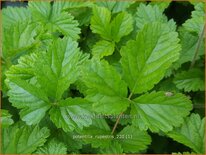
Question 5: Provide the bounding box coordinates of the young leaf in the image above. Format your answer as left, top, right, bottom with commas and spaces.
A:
35, 139, 67, 154
92, 40, 115, 59
90, 6, 112, 40
7, 79, 50, 125
174, 68, 205, 92
120, 22, 181, 94
2, 123, 50, 154
167, 114, 205, 154
49, 97, 93, 132
111, 11, 133, 42
91, 6, 133, 42
34, 37, 83, 101
0, 109, 14, 128
29, 2, 80, 40
81, 59, 129, 115
117, 125, 151, 153
131, 91, 192, 132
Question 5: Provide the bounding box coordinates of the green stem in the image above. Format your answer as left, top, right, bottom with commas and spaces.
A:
111, 92, 133, 134
190, 24, 205, 69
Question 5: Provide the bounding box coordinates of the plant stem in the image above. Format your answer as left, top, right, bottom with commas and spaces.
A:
111, 92, 133, 134
190, 24, 205, 69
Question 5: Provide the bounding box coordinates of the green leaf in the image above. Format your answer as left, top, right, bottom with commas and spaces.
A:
49, 97, 93, 132
56, 130, 83, 152
131, 91, 192, 132
92, 40, 115, 59
81, 59, 129, 115
174, 28, 204, 68
34, 37, 82, 101
6, 52, 38, 80
91, 6, 133, 42
150, 1, 171, 12
7, 78, 50, 125
2, 7, 31, 28
96, 1, 134, 13
80, 118, 112, 148
60, 1, 93, 9
2, 123, 50, 154
35, 139, 67, 154
0, 109, 14, 128
90, 6, 112, 40
3, 22, 40, 60
120, 22, 181, 94
117, 125, 151, 153
183, 2, 205, 34
174, 68, 205, 92
135, 4, 167, 29
99, 141, 123, 154
167, 114, 205, 154
29, 2, 80, 40
111, 12, 133, 42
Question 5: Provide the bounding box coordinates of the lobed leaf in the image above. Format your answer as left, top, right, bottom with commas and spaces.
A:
81, 59, 129, 115
29, 2, 80, 40
90, 6, 112, 40
120, 22, 181, 94
111, 11, 133, 42
34, 37, 82, 101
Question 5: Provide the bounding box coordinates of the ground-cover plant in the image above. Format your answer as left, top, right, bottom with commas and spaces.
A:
1, 1, 205, 154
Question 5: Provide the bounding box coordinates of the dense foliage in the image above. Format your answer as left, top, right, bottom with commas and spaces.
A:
1, 1, 205, 154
